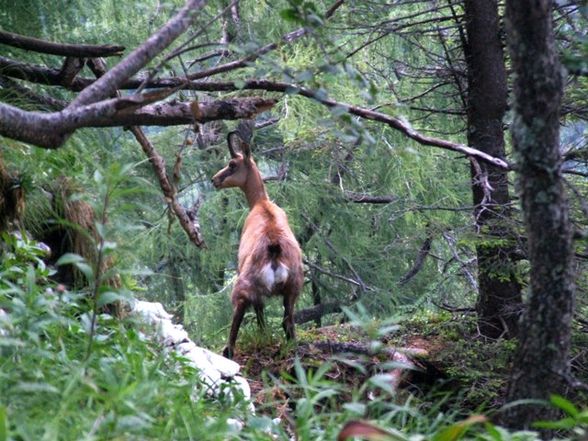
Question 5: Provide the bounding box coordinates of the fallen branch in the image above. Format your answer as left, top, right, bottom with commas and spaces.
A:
295, 302, 342, 324
0, 75, 67, 110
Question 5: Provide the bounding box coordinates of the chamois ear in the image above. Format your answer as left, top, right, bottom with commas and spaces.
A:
227, 132, 240, 158
240, 139, 252, 160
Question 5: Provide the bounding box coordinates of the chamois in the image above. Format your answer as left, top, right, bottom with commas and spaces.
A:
211, 132, 303, 359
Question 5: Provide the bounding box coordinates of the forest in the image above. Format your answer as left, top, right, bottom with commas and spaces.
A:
0, 0, 587, 439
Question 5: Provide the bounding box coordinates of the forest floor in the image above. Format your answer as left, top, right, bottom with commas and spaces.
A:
228, 313, 522, 418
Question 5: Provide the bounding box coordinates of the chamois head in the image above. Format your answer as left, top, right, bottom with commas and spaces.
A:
211, 132, 256, 190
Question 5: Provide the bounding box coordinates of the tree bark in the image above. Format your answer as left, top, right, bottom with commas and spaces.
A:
503, 0, 575, 429
463, 0, 522, 339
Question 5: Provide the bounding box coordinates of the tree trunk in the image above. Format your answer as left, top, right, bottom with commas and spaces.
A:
463, 0, 522, 339
503, 0, 575, 429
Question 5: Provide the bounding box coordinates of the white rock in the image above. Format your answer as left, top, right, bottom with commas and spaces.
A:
128, 300, 253, 412
0, 308, 8, 336
181, 349, 223, 392
158, 320, 189, 346
176, 341, 197, 355
131, 300, 173, 323
230, 375, 251, 401
202, 347, 241, 377
226, 418, 244, 432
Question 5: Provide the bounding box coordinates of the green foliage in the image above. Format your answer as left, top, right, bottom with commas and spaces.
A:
0, 234, 253, 440
532, 395, 588, 437
0, 226, 581, 441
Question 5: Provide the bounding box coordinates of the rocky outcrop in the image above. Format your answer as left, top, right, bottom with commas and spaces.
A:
129, 300, 253, 409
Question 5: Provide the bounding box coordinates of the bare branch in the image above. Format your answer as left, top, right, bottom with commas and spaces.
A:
343, 191, 397, 204
58, 57, 86, 87
129, 126, 206, 248
0, 29, 125, 57
304, 259, 363, 288
83, 97, 277, 127
0, 75, 67, 110
0, 96, 275, 148
0, 56, 90, 91
175, 79, 510, 169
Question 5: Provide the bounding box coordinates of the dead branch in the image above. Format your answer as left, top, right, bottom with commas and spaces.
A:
0, 30, 125, 57
398, 234, 433, 286
294, 302, 342, 324
86, 97, 277, 127
129, 126, 205, 248
130, 78, 509, 169
0, 55, 91, 91
0, 75, 67, 110
343, 191, 397, 204
304, 259, 364, 289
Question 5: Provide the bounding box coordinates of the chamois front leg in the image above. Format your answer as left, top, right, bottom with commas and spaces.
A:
223, 294, 249, 359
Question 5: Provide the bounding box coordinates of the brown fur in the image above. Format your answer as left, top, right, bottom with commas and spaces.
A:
212, 133, 303, 359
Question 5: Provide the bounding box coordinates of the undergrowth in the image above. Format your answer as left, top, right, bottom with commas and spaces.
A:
2, 235, 588, 440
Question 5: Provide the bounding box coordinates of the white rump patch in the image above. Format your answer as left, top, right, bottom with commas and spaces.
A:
260, 262, 289, 291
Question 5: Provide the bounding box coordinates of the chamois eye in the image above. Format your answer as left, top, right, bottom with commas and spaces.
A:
229, 162, 237, 170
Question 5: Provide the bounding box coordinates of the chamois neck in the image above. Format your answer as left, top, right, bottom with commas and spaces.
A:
243, 167, 268, 208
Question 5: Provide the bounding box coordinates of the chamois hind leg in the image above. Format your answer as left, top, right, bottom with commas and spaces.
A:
282, 291, 297, 341
223, 295, 249, 359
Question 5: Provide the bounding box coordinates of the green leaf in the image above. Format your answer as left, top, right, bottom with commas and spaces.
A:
550, 394, 579, 417
97, 291, 122, 308
280, 8, 300, 22
0, 405, 7, 441
432, 415, 487, 441
577, 410, 588, 423
56, 253, 85, 266
74, 262, 94, 281
483, 423, 503, 441
342, 402, 366, 416
13, 382, 60, 394
533, 417, 577, 430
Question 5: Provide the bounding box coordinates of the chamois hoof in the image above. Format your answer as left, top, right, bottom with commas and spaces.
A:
223, 346, 234, 359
